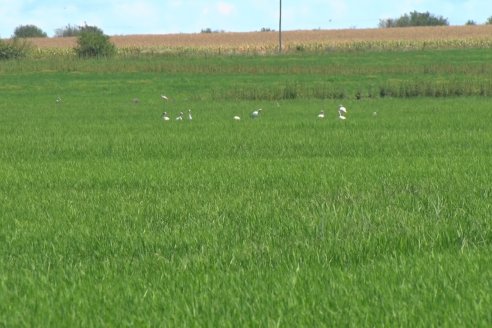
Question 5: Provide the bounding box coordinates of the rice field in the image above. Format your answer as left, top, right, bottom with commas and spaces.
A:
1, 39, 492, 326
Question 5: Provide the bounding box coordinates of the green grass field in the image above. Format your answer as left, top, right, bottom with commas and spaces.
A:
1, 49, 492, 326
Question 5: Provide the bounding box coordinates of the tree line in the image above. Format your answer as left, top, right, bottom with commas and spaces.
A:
10, 23, 103, 38
6, 12, 492, 39
379, 11, 492, 28
1, 24, 115, 60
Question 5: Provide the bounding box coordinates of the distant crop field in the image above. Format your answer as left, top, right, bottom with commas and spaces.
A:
24, 25, 492, 54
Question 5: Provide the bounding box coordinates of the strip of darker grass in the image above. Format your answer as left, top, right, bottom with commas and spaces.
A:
2, 48, 492, 100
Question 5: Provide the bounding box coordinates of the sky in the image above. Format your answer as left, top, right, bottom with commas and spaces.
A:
1, 0, 491, 37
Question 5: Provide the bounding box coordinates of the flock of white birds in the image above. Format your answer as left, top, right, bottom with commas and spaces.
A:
55, 95, 353, 121
159, 95, 351, 122
161, 109, 192, 121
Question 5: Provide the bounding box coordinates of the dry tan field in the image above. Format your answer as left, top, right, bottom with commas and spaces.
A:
26, 25, 492, 47
20, 25, 492, 54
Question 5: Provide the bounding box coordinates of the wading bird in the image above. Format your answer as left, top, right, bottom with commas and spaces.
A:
317, 110, 325, 119
338, 105, 347, 115
161, 95, 168, 100
338, 105, 347, 120
233, 115, 241, 121
251, 108, 262, 118
188, 109, 192, 120
161, 112, 170, 121
176, 112, 184, 121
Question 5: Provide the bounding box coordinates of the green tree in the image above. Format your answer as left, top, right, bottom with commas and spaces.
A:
74, 24, 116, 58
465, 20, 476, 26
486, 16, 492, 24
379, 11, 449, 28
13, 24, 47, 38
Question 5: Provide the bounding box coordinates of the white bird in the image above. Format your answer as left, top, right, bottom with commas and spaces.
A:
56, 96, 62, 104
132, 97, 140, 104
161, 112, 170, 121
338, 105, 347, 115
317, 110, 325, 119
338, 105, 347, 120
233, 115, 241, 121
251, 108, 262, 118
161, 95, 168, 100
373, 112, 377, 116
176, 112, 184, 121
188, 109, 192, 120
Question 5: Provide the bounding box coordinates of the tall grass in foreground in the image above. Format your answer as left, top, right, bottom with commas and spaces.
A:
1, 51, 491, 326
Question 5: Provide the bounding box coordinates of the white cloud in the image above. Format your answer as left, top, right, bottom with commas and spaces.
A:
217, 2, 235, 16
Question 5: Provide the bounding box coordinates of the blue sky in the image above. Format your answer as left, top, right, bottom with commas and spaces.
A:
1, 0, 491, 37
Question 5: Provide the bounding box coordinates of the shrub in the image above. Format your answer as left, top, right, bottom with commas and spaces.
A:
74, 25, 116, 58
0, 38, 32, 60
200, 28, 225, 33
379, 11, 449, 28
54, 24, 82, 37
13, 25, 47, 38
79, 25, 105, 35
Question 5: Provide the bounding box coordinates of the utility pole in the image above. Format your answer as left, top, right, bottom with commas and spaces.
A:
279, 0, 282, 53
